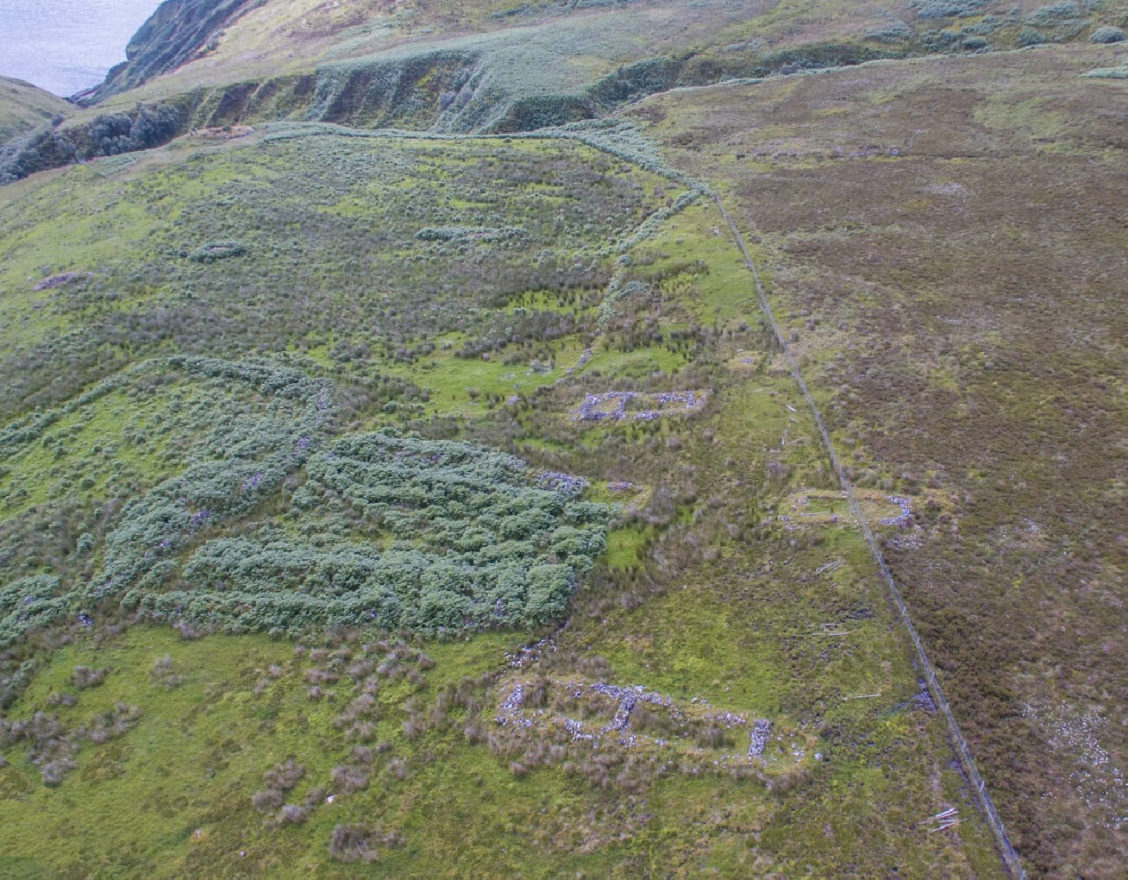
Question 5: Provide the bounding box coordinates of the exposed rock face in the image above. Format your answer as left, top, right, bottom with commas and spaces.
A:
79, 0, 261, 105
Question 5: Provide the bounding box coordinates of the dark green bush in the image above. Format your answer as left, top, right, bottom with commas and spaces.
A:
910, 0, 988, 19
1090, 25, 1127, 43
188, 241, 247, 262
0, 103, 180, 183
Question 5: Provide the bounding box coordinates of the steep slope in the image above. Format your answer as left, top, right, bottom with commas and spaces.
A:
81, 0, 263, 104
7, 0, 1126, 182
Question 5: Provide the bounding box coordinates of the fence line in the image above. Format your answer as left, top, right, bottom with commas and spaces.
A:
713, 194, 1027, 879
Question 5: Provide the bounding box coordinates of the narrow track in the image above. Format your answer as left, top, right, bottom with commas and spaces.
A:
712, 193, 1027, 880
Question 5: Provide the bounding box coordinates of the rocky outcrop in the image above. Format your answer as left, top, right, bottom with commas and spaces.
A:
78, 0, 262, 105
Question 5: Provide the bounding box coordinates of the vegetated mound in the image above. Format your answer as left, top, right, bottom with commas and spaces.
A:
0, 77, 72, 145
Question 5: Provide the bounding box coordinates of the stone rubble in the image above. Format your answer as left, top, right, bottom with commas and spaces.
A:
572, 390, 707, 423
748, 719, 771, 758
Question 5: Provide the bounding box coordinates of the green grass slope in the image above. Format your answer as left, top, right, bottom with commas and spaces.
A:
625, 42, 1128, 877
0, 77, 71, 144
0, 124, 1003, 876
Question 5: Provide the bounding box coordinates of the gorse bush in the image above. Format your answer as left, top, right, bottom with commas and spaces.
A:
909, 0, 988, 19
95, 357, 331, 605
0, 352, 607, 643
413, 226, 524, 243
188, 240, 247, 262
0, 355, 330, 646
156, 432, 609, 633
1090, 25, 1126, 42
328, 823, 404, 863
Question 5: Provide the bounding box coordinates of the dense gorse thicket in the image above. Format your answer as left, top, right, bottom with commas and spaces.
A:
144, 431, 608, 633
0, 356, 607, 644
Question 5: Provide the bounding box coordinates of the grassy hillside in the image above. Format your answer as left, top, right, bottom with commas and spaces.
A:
9, 0, 1127, 181
626, 42, 1128, 877
0, 122, 1004, 876
92, 0, 1128, 107
3, 0, 1127, 876
0, 77, 72, 144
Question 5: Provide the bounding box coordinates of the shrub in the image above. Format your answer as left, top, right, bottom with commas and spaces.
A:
188, 241, 246, 263
1026, 1, 1081, 26
70, 666, 106, 690
277, 804, 308, 824
865, 20, 914, 42
251, 788, 283, 812
0, 103, 180, 182
413, 226, 523, 243
81, 702, 141, 744
327, 823, 403, 863
41, 757, 76, 786
348, 746, 372, 765
910, 0, 987, 19
386, 757, 408, 780
149, 655, 183, 690
173, 620, 201, 640
303, 785, 328, 808
329, 763, 369, 793
1090, 26, 1126, 43
161, 431, 608, 635
263, 758, 305, 792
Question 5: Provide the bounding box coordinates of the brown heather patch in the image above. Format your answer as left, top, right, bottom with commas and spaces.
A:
630, 44, 1128, 877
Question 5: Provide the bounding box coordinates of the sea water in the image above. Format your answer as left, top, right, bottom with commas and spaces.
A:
0, 0, 163, 97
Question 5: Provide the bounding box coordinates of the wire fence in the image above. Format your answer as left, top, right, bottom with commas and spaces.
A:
713, 194, 1027, 879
